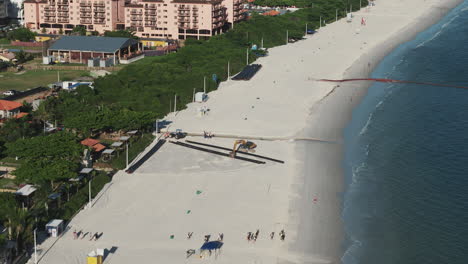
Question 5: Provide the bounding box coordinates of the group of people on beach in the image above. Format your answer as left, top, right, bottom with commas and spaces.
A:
72, 230, 102, 241
186, 232, 224, 242
247, 229, 285, 242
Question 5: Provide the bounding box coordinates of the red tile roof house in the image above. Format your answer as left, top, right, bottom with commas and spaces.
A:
80, 138, 106, 152
0, 100, 23, 119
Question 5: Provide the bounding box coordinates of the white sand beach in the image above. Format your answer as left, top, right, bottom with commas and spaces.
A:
34, 0, 463, 263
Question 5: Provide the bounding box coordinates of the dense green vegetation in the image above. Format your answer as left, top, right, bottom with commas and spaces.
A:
253, 0, 313, 7
6, 28, 36, 42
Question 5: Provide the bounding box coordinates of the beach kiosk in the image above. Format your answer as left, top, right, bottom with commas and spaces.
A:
46, 219, 64, 238
87, 249, 104, 264
195, 92, 207, 103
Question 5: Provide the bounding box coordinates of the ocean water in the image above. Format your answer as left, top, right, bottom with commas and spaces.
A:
342, 2, 468, 264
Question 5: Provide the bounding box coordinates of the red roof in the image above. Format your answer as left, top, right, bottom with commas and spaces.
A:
0, 100, 22, 111
80, 138, 106, 152
81, 138, 100, 147
261, 10, 280, 16
15, 112, 29, 119
93, 143, 106, 152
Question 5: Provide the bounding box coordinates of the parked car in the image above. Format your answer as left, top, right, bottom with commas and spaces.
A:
307, 29, 317, 35
2, 90, 17, 96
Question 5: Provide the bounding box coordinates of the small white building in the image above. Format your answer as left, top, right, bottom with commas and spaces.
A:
195, 92, 208, 103
46, 219, 64, 238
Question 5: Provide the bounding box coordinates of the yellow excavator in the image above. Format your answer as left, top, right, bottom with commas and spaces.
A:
229, 140, 257, 158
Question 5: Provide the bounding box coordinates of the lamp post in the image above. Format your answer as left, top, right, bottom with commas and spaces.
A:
34, 228, 37, 264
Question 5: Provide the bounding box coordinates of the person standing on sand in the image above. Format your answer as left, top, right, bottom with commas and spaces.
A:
187, 232, 193, 239
247, 232, 252, 241
218, 233, 224, 241
270, 232, 275, 240
255, 229, 260, 240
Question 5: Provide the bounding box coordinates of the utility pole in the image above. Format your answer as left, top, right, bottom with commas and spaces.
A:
174, 94, 177, 112
286, 30, 288, 44
57, 71, 60, 83
360, 0, 362, 9
126, 143, 129, 168
305, 23, 308, 35
261, 37, 264, 49
336, 9, 338, 21
192, 88, 196, 102
320, 16, 322, 28
203, 76, 206, 93
227, 61, 230, 80
34, 228, 37, 264
246, 48, 249, 65
169, 99, 171, 113
88, 179, 92, 207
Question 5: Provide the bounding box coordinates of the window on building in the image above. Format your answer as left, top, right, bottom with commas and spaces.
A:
164, 22, 167, 24
163, 4, 167, 6
163, 16, 167, 18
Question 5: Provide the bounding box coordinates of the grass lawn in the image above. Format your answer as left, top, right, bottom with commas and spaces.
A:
0, 38, 9, 45
0, 69, 89, 91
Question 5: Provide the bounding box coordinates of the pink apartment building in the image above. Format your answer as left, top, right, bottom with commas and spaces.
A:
23, 0, 244, 40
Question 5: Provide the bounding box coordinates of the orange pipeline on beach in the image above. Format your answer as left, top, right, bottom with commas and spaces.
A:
318, 78, 468, 90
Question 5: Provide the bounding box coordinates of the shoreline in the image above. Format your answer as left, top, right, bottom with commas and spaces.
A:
293, 0, 465, 263
32, 1, 465, 263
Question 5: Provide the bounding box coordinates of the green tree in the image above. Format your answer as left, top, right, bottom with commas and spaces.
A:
71, 26, 87, 36
15, 50, 34, 63
7, 28, 36, 42
6, 132, 83, 188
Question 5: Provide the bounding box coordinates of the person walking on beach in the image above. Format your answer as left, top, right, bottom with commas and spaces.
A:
73, 230, 77, 240
280, 230, 286, 241
218, 233, 224, 241
247, 232, 252, 241
255, 229, 260, 240
187, 232, 193, 239
204, 234, 210, 242
270, 232, 275, 240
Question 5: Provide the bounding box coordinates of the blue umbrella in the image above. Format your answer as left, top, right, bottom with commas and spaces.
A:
200, 241, 223, 251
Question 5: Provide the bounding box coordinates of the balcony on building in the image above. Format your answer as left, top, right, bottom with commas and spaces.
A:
145, 4, 156, 10
57, 6, 68, 11
178, 17, 189, 23
94, 2, 105, 7
45, 12, 56, 17
94, 18, 105, 24
130, 10, 143, 15
94, 7, 105, 12
178, 11, 190, 17
57, 0, 68, 6
131, 16, 143, 21
44, 6, 56, 11
45, 18, 56, 23
178, 5, 189, 11
58, 18, 69, 23
80, 12, 92, 18
80, 7, 92, 12
145, 10, 156, 15
145, 16, 156, 21
80, 2, 91, 7
58, 12, 68, 17
94, 13, 105, 18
